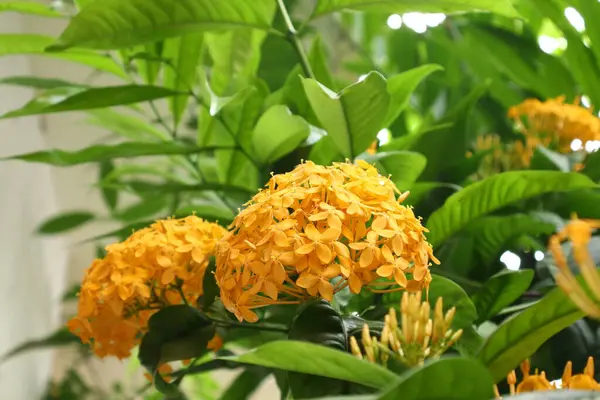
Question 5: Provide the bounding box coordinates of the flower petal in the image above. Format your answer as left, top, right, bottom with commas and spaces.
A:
377, 264, 394, 278
318, 280, 334, 301
360, 247, 374, 268
316, 243, 333, 264
304, 223, 321, 241
296, 273, 319, 289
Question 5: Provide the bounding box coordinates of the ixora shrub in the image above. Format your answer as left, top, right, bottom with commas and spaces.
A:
5, 0, 600, 399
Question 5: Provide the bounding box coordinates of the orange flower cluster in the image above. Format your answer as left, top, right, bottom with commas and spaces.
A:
549, 215, 600, 319
508, 96, 600, 166
67, 216, 226, 358
494, 357, 600, 398
215, 160, 439, 322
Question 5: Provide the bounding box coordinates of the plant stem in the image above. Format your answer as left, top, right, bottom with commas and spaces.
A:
212, 319, 289, 333
276, 0, 314, 79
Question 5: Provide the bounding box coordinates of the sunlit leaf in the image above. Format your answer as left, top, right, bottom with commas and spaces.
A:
0, 2, 64, 17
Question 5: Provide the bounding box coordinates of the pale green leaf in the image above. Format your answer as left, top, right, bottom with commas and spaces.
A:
308, 36, 336, 91
163, 33, 204, 127
0, 34, 125, 78
359, 151, 426, 191
0, 2, 63, 17
85, 109, 170, 141
303, 72, 390, 159
312, 0, 519, 18
252, 105, 310, 165
48, 0, 276, 51
0, 76, 84, 90
1, 85, 183, 119
426, 171, 597, 247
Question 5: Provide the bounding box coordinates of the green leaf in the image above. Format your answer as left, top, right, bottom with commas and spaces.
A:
99, 160, 118, 212
0, 76, 84, 90
0, 34, 125, 78
582, 149, 600, 182
303, 72, 390, 159
85, 109, 170, 141
287, 301, 350, 398
572, 0, 600, 68
530, 146, 571, 172
383, 64, 443, 128
202, 259, 219, 310
205, 29, 267, 97
5, 142, 229, 166
472, 270, 534, 324
48, 0, 276, 51
477, 280, 590, 382
377, 357, 494, 400
37, 211, 95, 234
309, 134, 345, 166
252, 105, 310, 165
115, 181, 255, 197
0, 2, 63, 17
1, 85, 183, 119
425, 171, 597, 247
308, 36, 336, 91
114, 197, 167, 223
219, 367, 271, 400
222, 341, 397, 389
409, 81, 489, 181
2, 328, 81, 362
359, 151, 427, 191
163, 33, 204, 127
139, 305, 215, 394
466, 214, 556, 264
312, 0, 519, 18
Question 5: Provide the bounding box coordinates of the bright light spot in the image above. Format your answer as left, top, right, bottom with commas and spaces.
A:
571, 138, 583, 151
377, 128, 392, 145
402, 13, 428, 34
534, 251, 545, 261
500, 251, 521, 271
358, 74, 368, 82
423, 13, 446, 27
585, 140, 600, 153
551, 379, 563, 389
537, 35, 567, 54
387, 14, 403, 30
581, 95, 592, 108
565, 7, 585, 32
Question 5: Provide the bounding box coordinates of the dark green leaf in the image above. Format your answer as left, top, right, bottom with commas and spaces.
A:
309, 135, 345, 166
409, 81, 489, 181
530, 146, 571, 172
303, 72, 391, 159
221, 341, 397, 389
114, 197, 167, 223
383, 64, 443, 128
0, 2, 63, 17
99, 160, 118, 212
118, 181, 255, 197
48, 0, 276, 51
163, 33, 204, 127
288, 301, 350, 398
312, 0, 519, 18
139, 305, 215, 394
359, 151, 427, 191
582, 150, 600, 182
2, 329, 81, 361
0, 34, 125, 77
219, 367, 271, 400
377, 357, 494, 400
477, 279, 591, 382
1, 85, 183, 119
252, 105, 310, 165
37, 211, 94, 234
426, 171, 597, 247
467, 214, 556, 264
472, 270, 534, 324
5, 142, 231, 166
0, 76, 84, 90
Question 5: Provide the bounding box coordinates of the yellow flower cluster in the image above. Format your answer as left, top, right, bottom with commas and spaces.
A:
549, 215, 600, 319
494, 357, 600, 398
215, 160, 439, 322
67, 216, 226, 358
349, 291, 461, 367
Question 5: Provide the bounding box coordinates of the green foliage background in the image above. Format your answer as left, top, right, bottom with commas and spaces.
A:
4, 0, 600, 399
